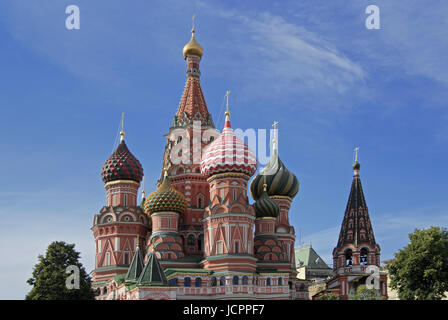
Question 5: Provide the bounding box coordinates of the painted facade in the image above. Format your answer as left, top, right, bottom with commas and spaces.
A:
91, 27, 301, 300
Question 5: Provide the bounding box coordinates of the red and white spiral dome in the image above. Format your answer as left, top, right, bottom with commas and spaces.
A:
200, 112, 257, 177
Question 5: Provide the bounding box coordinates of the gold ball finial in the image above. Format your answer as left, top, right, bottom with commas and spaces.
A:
120, 130, 125, 142
183, 16, 203, 58
163, 168, 169, 178
263, 183, 267, 191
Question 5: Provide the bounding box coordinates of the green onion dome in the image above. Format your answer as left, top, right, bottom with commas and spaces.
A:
353, 161, 360, 170
250, 149, 299, 201
254, 184, 280, 218
144, 172, 187, 215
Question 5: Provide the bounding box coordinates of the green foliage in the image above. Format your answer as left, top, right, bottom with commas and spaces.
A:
349, 285, 380, 300
387, 226, 448, 300
26, 241, 96, 300
315, 292, 341, 300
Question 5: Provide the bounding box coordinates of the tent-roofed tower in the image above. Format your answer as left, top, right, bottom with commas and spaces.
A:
159, 21, 219, 259
326, 149, 387, 300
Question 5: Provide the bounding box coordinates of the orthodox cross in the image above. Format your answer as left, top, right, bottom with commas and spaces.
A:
354, 147, 360, 162
120, 112, 125, 141
272, 121, 279, 148
225, 90, 230, 113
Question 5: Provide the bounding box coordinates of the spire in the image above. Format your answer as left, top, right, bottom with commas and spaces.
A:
175, 22, 213, 127
272, 121, 279, 152
353, 147, 360, 176
224, 90, 231, 128
336, 152, 376, 248
120, 112, 125, 142
137, 252, 168, 286
125, 247, 144, 283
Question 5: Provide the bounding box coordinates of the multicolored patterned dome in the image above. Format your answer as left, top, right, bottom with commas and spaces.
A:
201, 112, 257, 177
250, 149, 299, 201
101, 140, 143, 184
144, 173, 187, 215
254, 184, 280, 218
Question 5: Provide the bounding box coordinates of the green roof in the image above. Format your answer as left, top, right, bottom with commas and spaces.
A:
164, 268, 212, 277
125, 248, 144, 283
114, 273, 127, 284
137, 252, 168, 286
295, 245, 331, 269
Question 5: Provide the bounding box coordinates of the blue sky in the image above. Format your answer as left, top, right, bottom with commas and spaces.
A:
1, 0, 447, 299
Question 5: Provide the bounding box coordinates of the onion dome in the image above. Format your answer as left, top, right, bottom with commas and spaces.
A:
254, 184, 280, 218
144, 170, 187, 215
353, 161, 360, 170
201, 108, 257, 177
183, 29, 203, 58
250, 143, 299, 201
101, 132, 143, 184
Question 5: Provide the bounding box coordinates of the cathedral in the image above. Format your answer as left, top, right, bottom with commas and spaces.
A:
91, 26, 387, 300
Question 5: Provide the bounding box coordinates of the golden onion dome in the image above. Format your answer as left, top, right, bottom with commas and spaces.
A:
144, 171, 187, 215
183, 29, 203, 58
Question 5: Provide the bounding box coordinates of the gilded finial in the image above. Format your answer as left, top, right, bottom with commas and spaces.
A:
183, 15, 203, 58
120, 112, 125, 142
163, 167, 168, 178
136, 234, 139, 249
272, 121, 279, 151
353, 147, 361, 172
141, 176, 146, 198
263, 183, 267, 192
225, 90, 231, 119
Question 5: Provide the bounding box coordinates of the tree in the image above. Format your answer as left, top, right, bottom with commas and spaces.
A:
349, 285, 380, 300
387, 226, 448, 300
314, 292, 341, 300
26, 241, 96, 300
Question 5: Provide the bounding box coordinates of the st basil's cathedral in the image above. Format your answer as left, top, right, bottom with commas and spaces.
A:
91, 26, 388, 300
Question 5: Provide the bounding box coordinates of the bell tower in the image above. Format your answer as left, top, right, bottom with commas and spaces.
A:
327, 149, 388, 299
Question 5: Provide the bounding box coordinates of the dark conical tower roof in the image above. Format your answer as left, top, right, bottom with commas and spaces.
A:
137, 252, 168, 286
336, 160, 376, 248
125, 247, 144, 283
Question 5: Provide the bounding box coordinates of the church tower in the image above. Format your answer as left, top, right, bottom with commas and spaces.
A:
144, 169, 188, 262
92, 122, 150, 285
327, 150, 387, 299
160, 24, 219, 257
200, 100, 258, 273
250, 125, 300, 281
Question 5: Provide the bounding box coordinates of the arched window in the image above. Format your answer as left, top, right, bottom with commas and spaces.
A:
266, 278, 271, 286
278, 277, 283, 286
195, 277, 202, 287
360, 248, 369, 266
168, 278, 178, 286
242, 276, 248, 285
232, 276, 239, 285
187, 234, 195, 247
211, 277, 217, 287
345, 249, 353, 266
220, 276, 226, 286
197, 197, 203, 208
233, 188, 237, 200
184, 277, 191, 287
